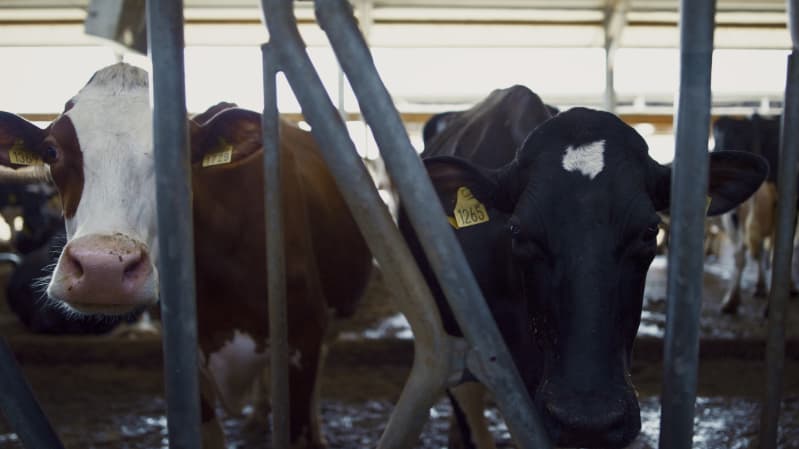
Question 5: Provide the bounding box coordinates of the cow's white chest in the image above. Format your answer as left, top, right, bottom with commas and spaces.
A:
562, 140, 605, 180
205, 330, 303, 414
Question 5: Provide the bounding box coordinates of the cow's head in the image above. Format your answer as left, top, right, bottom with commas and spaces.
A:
0, 63, 245, 317
0, 64, 158, 315
425, 107, 767, 447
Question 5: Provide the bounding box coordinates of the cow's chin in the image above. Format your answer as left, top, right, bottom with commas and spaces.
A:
59, 300, 152, 317
48, 282, 159, 318
553, 424, 640, 449
538, 397, 641, 449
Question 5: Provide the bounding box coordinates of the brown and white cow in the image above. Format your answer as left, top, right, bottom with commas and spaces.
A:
0, 63, 373, 448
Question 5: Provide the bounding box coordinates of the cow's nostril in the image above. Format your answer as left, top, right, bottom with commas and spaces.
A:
64, 246, 84, 278
122, 251, 147, 280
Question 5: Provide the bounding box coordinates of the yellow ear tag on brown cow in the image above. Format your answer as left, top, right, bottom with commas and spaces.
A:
453, 186, 490, 229
8, 140, 42, 166
706, 196, 712, 215
202, 139, 233, 168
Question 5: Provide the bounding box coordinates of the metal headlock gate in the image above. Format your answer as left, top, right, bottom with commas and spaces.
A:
0, 0, 797, 448
257, 0, 551, 447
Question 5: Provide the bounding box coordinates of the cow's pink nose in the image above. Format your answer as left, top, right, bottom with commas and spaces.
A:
63, 242, 147, 283
55, 234, 154, 312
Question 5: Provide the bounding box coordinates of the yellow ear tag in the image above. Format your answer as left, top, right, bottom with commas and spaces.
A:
202, 139, 233, 168
447, 216, 458, 228
8, 140, 42, 166
706, 196, 712, 215
452, 186, 490, 229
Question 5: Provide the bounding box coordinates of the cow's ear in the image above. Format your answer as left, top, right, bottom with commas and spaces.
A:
648, 150, 768, 216
0, 111, 48, 167
706, 150, 768, 216
190, 101, 239, 126
423, 156, 512, 217
422, 111, 456, 146
189, 108, 261, 167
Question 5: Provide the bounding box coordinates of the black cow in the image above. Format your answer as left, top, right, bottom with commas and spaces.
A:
0, 183, 130, 334
5, 228, 129, 334
712, 114, 797, 314
401, 85, 767, 448
0, 181, 60, 253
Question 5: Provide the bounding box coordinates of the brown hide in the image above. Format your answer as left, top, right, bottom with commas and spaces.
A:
192, 118, 371, 350
191, 118, 372, 444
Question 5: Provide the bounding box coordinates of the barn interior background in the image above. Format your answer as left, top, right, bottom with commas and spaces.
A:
0, 0, 797, 448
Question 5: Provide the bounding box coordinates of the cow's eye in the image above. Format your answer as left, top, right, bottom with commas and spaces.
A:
508, 218, 522, 236
43, 146, 59, 163
643, 223, 659, 241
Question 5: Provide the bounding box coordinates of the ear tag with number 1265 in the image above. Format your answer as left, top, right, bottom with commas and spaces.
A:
452, 186, 490, 229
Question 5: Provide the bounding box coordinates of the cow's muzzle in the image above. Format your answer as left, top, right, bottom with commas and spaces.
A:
48, 233, 157, 315
536, 380, 641, 448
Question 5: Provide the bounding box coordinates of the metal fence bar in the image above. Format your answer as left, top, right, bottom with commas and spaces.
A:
658, 0, 716, 448
145, 1, 202, 448
313, 1, 551, 448
261, 43, 290, 449
0, 338, 65, 449
759, 1, 799, 445
258, 2, 465, 449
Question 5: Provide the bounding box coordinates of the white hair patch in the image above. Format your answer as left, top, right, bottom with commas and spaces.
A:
562, 140, 605, 180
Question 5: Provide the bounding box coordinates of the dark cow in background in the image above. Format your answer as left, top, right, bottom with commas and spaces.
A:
5, 228, 141, 334
0, 181, 60, 253
401, 85, 767, 448
712, 114, 797, 314
0, 63, 373, 448
0, 173, 131, 334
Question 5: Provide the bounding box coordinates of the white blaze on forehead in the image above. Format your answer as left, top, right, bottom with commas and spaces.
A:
562, 139, 605, 180
62, 63, 157, 256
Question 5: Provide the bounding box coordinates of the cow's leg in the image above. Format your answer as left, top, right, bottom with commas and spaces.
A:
721, 215, 746, 315
752, 240, 768, 298
447, 382, 497, 449
199, 367, 227, 449
244, 368, 271, 431
287, 336, 326, 449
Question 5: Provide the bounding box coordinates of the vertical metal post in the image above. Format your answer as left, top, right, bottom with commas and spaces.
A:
146, 1, 202, 448
313, 1, 551, 448
0, 338, 65, 449
604, 44, 617, 113
262, 43, 290, 449
603, 0, 628, 113
658, 1, 716, 448
759, 1, 799, 446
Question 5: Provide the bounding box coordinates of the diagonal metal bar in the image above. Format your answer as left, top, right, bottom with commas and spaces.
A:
759, 1, 799, 446
0, 338, 65, 449
658, 1, 716, 448
145, 1, 202, 448
261, 42, 291, 449
259, 2, 458, 449
313, 1, 551, 448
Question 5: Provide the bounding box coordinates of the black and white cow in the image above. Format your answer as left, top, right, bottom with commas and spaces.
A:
401, 85, 767, 448
712, 114, 798, 314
